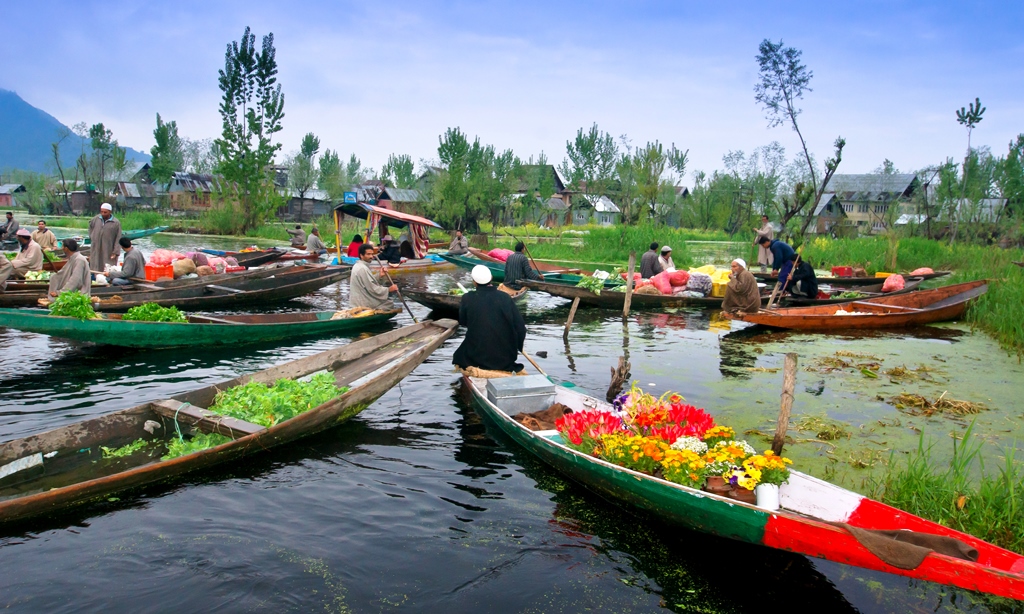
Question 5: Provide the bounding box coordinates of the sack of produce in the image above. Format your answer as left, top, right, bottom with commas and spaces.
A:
634, 284, 661, 295
685, 271, 713, 295
172, 258, 197, 278
881, 273, 905, 293
487, 248, 513, 262
909, 267, 934, 276
650, 271, 673, 295
668, 270, 690, 287
184, 251, 210, 267
195, 265, 216, 276
150, 248, 187, 265
621, 272, 643, 283
206, 256, 227, 273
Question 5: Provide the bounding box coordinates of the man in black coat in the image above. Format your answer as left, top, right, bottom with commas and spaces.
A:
453, 265, 527, 373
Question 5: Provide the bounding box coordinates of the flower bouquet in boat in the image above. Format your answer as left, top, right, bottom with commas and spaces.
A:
554, 383, 792, 509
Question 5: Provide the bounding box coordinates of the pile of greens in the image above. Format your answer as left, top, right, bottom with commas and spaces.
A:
49, 291, 97, 320
123, 303, 188, 323
575, 274, 607, 295
447, 287, 467, 296
163, 432, 231, 460
835, 291, 865, 299
208, 373, 349, 428
101, 438, 150, 458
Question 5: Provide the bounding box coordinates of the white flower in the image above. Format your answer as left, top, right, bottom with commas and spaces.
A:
711, 440, 756, 456
670, 436, 707, 454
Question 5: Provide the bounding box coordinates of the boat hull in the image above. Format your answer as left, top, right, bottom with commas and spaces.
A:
524, 279, 754, 309
404, 288, 526, 316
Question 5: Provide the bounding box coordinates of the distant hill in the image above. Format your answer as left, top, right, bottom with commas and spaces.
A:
0, 89, 150, 174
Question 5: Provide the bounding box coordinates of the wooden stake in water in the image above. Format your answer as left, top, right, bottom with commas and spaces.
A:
773, 353, 798, 456
622, 250, 637, 318
563, 297, 580, 339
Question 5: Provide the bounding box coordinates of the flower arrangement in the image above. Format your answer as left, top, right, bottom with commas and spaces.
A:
597, 434, 668, 474
555, 409, 624, 455
670, 436, 708, 455
702, 425, 735, 447
660, 448, 708, 488
743, 451, 793, 486
703, 440, 756, 477
726, 465, 761, 491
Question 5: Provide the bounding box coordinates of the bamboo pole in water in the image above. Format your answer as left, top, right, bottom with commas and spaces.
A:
622, 250, 637, 318
563, 297, 580, 339
772, 353, 798, 456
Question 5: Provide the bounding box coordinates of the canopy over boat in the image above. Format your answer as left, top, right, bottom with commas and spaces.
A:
334, 202, 444, 260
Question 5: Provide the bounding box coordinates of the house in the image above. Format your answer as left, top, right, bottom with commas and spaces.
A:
165, 172, 222, 210
511, 165, 573, 224
810, 193, 848, 234
951, 198, 1007, 224
573, 195, 621, 225
817, 174, 920, 234
113, 182, 161, 208
279, 188, 333, 222
0, 184, 26, 208
377, 187, 426, 216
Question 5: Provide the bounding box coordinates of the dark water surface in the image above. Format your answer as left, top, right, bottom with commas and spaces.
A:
0, 236, 1017, 612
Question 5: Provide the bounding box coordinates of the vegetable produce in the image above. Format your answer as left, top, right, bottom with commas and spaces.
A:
447, 287, 467, 296
835, 291, 864, 299
49, 291, 97, 320
162, 432, 231, 460
208, 373, 348, 428
123, 303, 188, 323
24, 271, 51, 281
575, 274, 607, 294
101, 438, 150, 458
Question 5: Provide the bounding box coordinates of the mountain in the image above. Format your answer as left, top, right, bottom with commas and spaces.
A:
0, 88, 150, 174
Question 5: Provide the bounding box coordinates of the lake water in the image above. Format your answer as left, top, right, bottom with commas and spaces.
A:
1, 233, 1020, 612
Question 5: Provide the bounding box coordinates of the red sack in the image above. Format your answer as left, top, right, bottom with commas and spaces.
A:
881, 274, 905, 293
909, 267, 934, 276
487, 248, 513, 262
148, 249, 187, 266
621, 272, 642, 283
634, 279, 652, 289
650, 272, 673, 295
667, 270, 690, 287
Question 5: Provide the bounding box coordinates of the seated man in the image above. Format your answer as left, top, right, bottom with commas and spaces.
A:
398, 231, 415, 259
447, 230, 469, 255
789, 259, 819, 298
107, 237, 146, 286
502, 241, 542, 291
286, 225, 306, 247
305, 227, 328, 257
32, 220, 58, 251
658, 246, 676, 272
377, 235, 402, 265
0, 229, 43, 289
47, 238, 91, 297
349, 243, 397, 309
721, 258, 761, 314
453, 265, 527, 373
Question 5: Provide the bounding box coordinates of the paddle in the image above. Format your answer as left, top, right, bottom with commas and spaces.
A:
520, 349, 547, 376
766, 249, 802, 310
374, 255, 418, 324
503, 230, 542, 274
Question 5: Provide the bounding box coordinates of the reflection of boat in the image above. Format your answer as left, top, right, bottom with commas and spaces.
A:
726, 281, 987, 331
464, 374, 1024, 600
404, 287, 527, 316
0, 319, 457, 524
754, 270, 951, 286
0, 308, 399, 348
781, 277, 924, 306
524, 279, 767, 310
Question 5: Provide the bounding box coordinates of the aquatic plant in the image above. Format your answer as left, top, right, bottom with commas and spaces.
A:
209, 373, 348, 428
49, 291, 97, 320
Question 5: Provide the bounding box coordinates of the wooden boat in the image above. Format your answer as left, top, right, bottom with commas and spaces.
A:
0, 308, 399, 348
440, 253, 570, 283
60, 226, 170, 247
0, 319, 457, 523
230, 250, 285, 268
523, 279, 765, 310
333, 254, 456, 275
781, 277, 924, 306
466, 247, 585, 274
2, 265, 350, 311
463, 375, 1024, 600
726, 280, 987, 330
404, 287, 527, 316
754, 270, 951, 286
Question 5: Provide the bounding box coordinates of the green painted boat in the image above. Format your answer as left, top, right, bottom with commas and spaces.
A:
464, 374, 1024, 600
61, 226, 170, 247
439, 253, 567, 283
0, 308, 399, 348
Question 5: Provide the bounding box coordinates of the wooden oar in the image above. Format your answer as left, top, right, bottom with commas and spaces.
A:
766, 251, 802, 310
504, 230, 542, 273
374, 255, 418, 324
520, 349, 547, 376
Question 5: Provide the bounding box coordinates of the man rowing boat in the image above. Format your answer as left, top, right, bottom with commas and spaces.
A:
349, 243, 397, 310
453, 265, 526, 373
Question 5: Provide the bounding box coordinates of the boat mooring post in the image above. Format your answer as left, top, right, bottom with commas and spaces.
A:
622, 250, 637, 318
563, 297, 580, 339
772, 353, 798, 456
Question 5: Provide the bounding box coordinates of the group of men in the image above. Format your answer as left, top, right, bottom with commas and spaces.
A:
639, 243, 676, 278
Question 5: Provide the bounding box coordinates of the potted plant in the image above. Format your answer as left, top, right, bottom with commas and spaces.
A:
744, 451, 793, 511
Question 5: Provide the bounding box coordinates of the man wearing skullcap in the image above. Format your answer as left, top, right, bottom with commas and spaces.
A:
0, 228, 43, 288
658, 246, 676, 272
721, 258, 762, 314
453, 265, 527, 373
47, 238, 91, 297
88, 203, 122, 272
349, 243, 397, 310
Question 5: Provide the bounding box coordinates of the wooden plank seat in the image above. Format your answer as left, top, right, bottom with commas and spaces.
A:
150, 399, 264, 438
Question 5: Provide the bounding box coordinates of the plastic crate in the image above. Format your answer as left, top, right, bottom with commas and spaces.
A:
145, 263, 174, 281
831, 266, 853, 277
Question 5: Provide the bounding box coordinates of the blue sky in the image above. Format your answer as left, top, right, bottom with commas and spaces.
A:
3, 0, 1022, 181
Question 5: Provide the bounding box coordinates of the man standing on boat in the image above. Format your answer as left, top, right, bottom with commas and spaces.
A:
47, 238, 91, 297
349, 243, 397, 309
754, 215, 774, 273
721, 258, 761, 314
32, 220, 58, 251
453, 265, 526, 374
639, 242, 663, 279
758, 236, 797, 282
88, 203, 122, 272
447, 230, 469, 255
503, 242, 542, 291
0, 229, 43, 289
108, 237, 146, 286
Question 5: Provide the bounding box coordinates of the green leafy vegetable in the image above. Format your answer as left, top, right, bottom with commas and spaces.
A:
162, 432, 231, 460
101, 438, 150, 458
836, 291, 865, 299
123, 303, 188, 323
208, 373, 348, 428
49, 291, 97, 320
447, 287, 467, 296
575, 274, 607, 295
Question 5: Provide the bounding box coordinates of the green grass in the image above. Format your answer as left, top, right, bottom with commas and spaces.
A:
801, 236, 1024, 356
45, 212, 180, 231
870, 422, 1024, 555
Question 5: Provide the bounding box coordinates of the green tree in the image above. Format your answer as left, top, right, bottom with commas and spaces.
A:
950, 97, 986, 243
381, 154, 416, 189
215, 26, 286, 232
88, 123, 117, 196
345, 154, 365, 186
150, 113, 183, 186
995, 135, 1024, 218
559, 123, 619, 210
318, 149, 343, 199
288, 132, 320, 201
754, 39, 845, 235
427, 128, 516, 231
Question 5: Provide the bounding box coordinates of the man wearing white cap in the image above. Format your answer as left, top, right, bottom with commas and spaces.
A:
349, 242, 397, 309
0, 228, 43, 288
88, 203, 122, 272
452, 265, 527, 373
721, 258, 761, 314
658, 246, 676, 272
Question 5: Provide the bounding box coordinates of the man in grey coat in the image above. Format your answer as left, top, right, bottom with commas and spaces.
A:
48, 238, 92, 297
88, 203, 122, 272
108, 237, 146, 285
349, 243, 397, 309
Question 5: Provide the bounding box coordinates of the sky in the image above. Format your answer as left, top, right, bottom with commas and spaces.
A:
3, 0, 1023, 183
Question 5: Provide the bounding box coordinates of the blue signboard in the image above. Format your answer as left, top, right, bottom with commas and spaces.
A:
343, 191, 358, 204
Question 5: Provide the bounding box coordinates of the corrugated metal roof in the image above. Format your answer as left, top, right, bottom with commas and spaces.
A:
823, 174, 918, 201
896, 214, 928, 225
284, 188, 331, 201
593, 195, 620, 213
380, 187, 423, 202
812, 193, 838, 216
0, 184, 26, 194
172, 172, 221, 193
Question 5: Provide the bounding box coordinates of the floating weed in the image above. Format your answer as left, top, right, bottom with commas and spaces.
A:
745, 367, 779, 373
100, 438, 151, 459
890, 392, 988, 417
793, 414, 851, 441
835, 350, 882, 361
